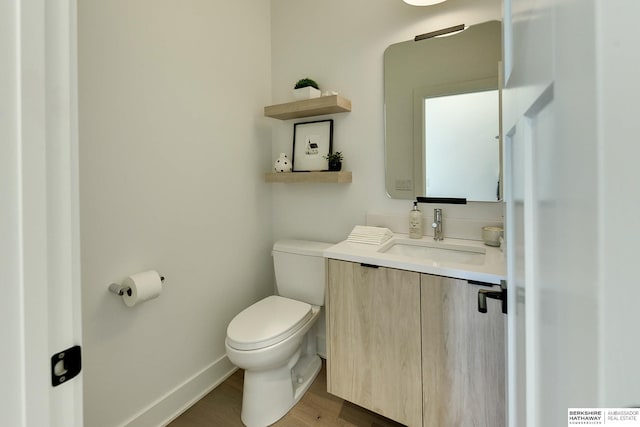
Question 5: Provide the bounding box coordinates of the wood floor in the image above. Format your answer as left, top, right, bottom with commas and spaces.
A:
168, 360, 405, 427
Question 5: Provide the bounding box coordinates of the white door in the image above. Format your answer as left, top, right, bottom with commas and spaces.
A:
504, 124, 527, 427
596, 1, 640, 407
504, 0, 640, 425
505, 87, 560, 426
0, 1, 83, 426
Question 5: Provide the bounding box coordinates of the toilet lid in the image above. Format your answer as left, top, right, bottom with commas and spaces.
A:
226, 295, 313, 351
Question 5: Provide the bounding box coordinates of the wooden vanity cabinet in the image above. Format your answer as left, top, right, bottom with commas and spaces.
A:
421, 274, 506, 427
326, 260, 506, 427
326, 259, 422, 427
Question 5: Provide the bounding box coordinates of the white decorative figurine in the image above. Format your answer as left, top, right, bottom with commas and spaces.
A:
274, 153, 292, 173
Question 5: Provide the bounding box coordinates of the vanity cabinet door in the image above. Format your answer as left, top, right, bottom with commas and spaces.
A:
327, 259, 422, 427
421, 274, 506, 427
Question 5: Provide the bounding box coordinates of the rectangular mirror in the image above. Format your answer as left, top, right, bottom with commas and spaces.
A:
384, 20, 502, 201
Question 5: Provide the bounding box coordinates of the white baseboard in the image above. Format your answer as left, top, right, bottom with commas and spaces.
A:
121, 355, 237, 427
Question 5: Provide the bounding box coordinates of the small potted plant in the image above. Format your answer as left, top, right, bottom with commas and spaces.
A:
293, 78, 321, 101
324, 151, 344, 171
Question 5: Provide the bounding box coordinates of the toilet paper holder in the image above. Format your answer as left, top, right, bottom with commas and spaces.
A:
108, 275, 165, 296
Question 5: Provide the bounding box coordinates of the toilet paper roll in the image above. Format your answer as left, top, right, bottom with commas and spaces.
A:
122, 270, 163, 307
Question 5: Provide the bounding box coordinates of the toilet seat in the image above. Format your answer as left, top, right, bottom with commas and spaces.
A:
226, 295, 313, 351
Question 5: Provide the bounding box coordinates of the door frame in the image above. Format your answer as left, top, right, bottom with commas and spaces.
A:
0, 1, 82, 425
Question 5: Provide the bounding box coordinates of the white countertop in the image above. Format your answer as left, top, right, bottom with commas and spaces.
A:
324, 233, 506, 285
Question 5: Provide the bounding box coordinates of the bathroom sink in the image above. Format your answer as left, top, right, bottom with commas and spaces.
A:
377, 239, 486, 266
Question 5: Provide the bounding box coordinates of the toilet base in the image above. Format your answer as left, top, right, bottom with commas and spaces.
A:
291, 353, 322, 402
241, 353, 321, 427
226, 302, 323, 427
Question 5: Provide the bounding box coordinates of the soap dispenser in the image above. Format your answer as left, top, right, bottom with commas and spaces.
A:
409, 201, 423, 239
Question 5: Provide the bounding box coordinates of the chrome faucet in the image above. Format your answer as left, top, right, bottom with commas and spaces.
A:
432, 208, 443, 241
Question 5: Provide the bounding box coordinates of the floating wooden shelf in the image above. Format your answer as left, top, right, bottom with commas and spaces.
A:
265, 171, 352, 183
264, 95, 352, 120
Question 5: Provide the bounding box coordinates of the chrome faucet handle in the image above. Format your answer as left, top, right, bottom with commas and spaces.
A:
432, 208, 443, 240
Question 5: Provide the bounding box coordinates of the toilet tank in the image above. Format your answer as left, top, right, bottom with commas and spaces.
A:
272, 240, 333, 306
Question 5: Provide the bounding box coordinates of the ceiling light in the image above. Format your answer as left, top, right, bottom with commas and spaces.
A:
403, 0, 447, 6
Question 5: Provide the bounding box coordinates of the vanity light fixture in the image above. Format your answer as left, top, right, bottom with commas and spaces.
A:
414, 24, 466, 41
403, 0, 447, 5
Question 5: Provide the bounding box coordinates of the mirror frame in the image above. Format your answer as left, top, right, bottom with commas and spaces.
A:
384, 20, 502, 200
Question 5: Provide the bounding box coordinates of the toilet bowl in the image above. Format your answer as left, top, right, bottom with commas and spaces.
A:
225, 240, 332, 427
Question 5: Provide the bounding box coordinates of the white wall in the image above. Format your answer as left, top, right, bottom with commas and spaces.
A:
78, 1, 273, 426
270, 0, 503, 244
77, 1, 507, 424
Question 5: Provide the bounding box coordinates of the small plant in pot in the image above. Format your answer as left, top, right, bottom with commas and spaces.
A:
293, 78, 321, 100
324, 151, 344, 171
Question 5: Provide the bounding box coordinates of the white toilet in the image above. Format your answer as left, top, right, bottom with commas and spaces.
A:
225, 240, 332, 427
